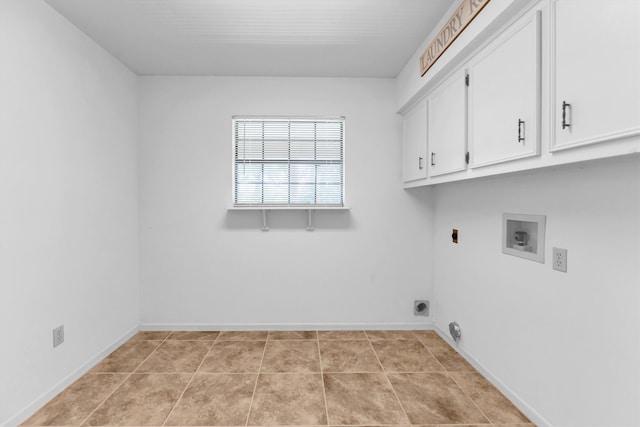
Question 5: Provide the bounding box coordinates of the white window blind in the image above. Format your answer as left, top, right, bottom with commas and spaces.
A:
233, 117, 344, 207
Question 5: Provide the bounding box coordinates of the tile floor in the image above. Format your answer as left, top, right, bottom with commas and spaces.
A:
22, 330, 535, 426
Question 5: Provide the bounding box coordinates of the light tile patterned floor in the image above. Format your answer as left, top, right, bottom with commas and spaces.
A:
22, 330, 535, 426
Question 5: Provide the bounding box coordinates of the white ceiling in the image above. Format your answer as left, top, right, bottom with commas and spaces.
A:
43, 0, 453, 78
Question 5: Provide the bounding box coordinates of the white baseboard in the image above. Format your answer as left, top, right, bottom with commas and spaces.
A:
139, 321, 435, 331
2, 326, 139, 427
433, 326, 552, 427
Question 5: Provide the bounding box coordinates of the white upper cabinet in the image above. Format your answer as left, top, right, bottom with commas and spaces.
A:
552, 0, 640, 150
427, 69, 468, 177
401, 1, 640, 188
402, 100, 428, 182
468, 11, 541, 168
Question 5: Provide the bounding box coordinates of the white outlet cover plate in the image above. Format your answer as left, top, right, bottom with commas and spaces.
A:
553, 247, 567, 272
53, 325, 64, 347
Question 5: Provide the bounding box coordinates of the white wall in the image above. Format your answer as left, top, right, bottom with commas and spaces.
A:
0, 1, 139, 425
432, 156, 640, 426
396, 0, 640, 424
138, 76, 434, 328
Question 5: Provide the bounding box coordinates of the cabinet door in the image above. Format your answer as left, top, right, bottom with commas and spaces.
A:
553, 0, 640, 150
402, 100, 428, 182
468, 12, 541, 168
428, 69, 468, 177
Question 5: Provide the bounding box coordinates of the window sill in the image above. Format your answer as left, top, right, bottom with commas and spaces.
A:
228, 206, 350, 211
227, 206, 350, 231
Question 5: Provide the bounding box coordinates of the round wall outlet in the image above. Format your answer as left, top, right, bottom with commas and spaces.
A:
414, 300, 429, 316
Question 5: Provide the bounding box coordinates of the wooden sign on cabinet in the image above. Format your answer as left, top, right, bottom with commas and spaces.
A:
420, 0, 491, 76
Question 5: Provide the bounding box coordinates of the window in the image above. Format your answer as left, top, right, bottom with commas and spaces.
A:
233, 117, 344, 207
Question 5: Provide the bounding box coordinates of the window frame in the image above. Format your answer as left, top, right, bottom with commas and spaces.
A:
231, 116, 346, 209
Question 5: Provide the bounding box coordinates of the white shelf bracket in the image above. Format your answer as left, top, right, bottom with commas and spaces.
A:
306, 209, 314, 231
228, 206, 348, 231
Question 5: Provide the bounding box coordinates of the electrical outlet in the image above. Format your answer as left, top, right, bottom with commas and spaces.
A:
53, 325, 64, 347
553, 247, 567, 272
414, 300, 429, 316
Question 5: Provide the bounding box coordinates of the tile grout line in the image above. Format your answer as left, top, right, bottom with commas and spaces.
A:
413, 332, 497, 425
161, 336, 218, 426
132, 332, 172, 374
412, 331, 448, 373
244, 330, 270, 426
448, 371, 495, 425
72, 373, 129, 427
315, 332, 331, 426
364, 332, 412, 425
418, 331, 498, 424
77, 332, 172, 426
